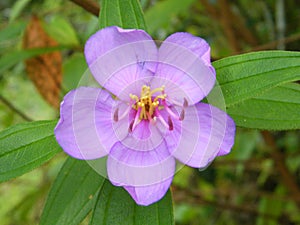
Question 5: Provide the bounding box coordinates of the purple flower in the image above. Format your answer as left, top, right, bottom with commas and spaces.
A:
54, 26, 235, 206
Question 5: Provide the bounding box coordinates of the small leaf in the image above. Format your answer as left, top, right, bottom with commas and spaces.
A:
9, 0, 32, 23
227, 83, 300, 130
0, 46, 66, 76
212, 51, 300, 106
145, 0, 196, 34
0, 21, 27, 43
42, 15, 80, 46
62, 53, 87, 91
23, 16, 62, 108
40, 157, 105, 225
99, 0, 146, 30
0, 120, 60, 182
90, 181, 174, 225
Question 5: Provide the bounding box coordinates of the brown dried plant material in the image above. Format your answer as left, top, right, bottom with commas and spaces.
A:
23, 16, 62, 108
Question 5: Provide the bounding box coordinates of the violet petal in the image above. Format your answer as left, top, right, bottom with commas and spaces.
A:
107, 141, 175, 187
55, 87, 117, 159
84, 26, 158, 98
124, 176, 173, 206
163, 32, 213, 66
156, 32, 215, 105
167, 103, 235, 168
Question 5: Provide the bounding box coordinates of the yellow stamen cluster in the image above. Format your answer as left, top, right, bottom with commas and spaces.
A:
130, 85, 166, 120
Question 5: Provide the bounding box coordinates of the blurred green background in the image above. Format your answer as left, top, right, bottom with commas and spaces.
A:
0, 0, 300, 224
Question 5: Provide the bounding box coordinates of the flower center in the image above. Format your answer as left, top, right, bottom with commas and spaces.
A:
113, 85, 187, 132
130, 85, 166, 120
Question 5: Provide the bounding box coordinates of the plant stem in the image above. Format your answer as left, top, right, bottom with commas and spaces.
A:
261, 131, 300, 208
0, 94, 32, 121
69, 0, 100, 16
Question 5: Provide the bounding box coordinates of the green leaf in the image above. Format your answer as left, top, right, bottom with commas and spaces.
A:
99, 0, 146, 30
9, 0, 32, 23
90, 181, 174, 225
0, 120, 60, 182
145, 0, 196, 34
40, 157, 105, 225
42, 16, 80, 46
0, 46, 67, 75
0, 21, 27, 43
62, 53, 87, 91
227, 83, 300, 130
212, 51, 300, 107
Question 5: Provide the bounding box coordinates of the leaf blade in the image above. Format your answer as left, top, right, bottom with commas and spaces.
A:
0, 21, 27, 43
145, 0, 196, 34
90, 181, 174, 225
62, 53, 88, 92
0, 46, 67, 76
227, 83, 300, 130
42, 15, 80, 47
212, 51, 300, 106
0, 120, 60, 182
40, 157, 105, 225
99, 0, 146, 30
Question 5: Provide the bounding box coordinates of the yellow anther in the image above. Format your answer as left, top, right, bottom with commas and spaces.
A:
150, 85, 165, 95
153, 94, 166, 102
129, 85, 166, 121
130, 94, 139, 103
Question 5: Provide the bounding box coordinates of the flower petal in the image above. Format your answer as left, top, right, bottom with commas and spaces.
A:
167, 103, 235, 168
55, 87, 117, 160
107, 142, 175, 187
156, 32, 215, 105
163, 32, 213, 66
124, 177, 172, 206
84, 26, 158, 98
